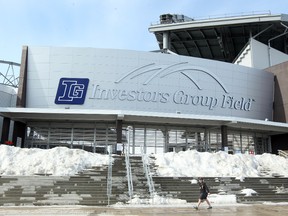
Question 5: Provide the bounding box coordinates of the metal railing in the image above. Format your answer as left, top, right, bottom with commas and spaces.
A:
125, 143, 133, 200
106, 145, 113, 205
150, 10, 272, 26
141, 147, 155, 200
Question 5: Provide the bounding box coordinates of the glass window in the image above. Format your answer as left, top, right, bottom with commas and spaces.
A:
25, 122, 269, 155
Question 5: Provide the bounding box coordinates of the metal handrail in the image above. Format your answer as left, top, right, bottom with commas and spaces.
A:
106, 145, 113, 205
125, 143, 133, 200
141, 147, 155, 200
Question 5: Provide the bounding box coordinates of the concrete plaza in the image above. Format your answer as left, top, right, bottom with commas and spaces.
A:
0, 204, 287, 216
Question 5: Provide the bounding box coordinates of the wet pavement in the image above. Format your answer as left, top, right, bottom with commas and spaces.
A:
0, 204, 287, 216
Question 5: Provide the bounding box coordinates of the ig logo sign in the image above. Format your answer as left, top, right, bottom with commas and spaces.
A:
55, 78, 89, 105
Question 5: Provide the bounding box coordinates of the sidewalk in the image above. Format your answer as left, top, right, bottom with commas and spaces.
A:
0, 204, 287, 216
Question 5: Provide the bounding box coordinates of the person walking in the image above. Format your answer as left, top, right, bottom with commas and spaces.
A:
194, 177, 212, 210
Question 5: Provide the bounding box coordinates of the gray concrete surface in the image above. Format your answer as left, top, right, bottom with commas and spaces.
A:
0, 204, 287, 216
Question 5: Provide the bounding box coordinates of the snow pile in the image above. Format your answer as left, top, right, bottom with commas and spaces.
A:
0, 145, 287, 178
154, 150, 288, 178
240, 189, 257, 196
127, 194, 187, 205
0, 145, 110, 176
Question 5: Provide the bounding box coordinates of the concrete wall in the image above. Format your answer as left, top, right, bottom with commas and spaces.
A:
266, 61, 288, 151
266, 61, 288, 123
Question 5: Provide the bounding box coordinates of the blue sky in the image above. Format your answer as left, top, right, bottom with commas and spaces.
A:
0, 0, 287, 63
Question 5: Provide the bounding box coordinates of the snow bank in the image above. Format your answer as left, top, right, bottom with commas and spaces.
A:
0, 145, 287, 178
154, 150, 288, 178
0, 145, 110, 176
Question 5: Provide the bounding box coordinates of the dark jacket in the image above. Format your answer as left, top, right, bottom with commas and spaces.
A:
199, 182, 209, 194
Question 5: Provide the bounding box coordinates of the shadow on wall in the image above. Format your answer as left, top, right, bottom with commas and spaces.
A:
273, 77, 287, 123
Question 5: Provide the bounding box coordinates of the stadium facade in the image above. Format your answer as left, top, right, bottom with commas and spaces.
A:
0, 12, 288, 155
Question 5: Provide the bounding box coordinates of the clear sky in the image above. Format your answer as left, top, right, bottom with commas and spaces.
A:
0, 0, 287, 63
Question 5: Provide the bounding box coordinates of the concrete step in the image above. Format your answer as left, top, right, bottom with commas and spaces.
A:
2, 155, 287, 206
152, 175, 288, 204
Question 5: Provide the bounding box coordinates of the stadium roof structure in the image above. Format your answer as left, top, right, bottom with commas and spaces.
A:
148, 12, 288, 63
0, 60, 20, 88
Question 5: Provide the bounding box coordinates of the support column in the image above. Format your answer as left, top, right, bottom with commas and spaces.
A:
161, 127, 169, 153
17, 46, 28, 108
1, 117, 11, 144
116, 119, 123, 143
163, 32, 170, 50
221, 125, 228, 151
204, 128, 208, 151
116, 119, 123, 155
12, 121, 26, 147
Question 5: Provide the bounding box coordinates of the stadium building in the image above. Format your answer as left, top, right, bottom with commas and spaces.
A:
0, 12, 288, 155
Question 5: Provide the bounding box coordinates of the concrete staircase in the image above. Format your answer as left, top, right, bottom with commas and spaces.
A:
152, 176, 288, 204
0, 172, 111, 206
1, 155, 288, 206
236, 177, 288, 203
108, 155, 151, 204
0, 155, 152, 206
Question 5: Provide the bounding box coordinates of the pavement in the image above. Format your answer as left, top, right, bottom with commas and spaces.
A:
0, 204, 288, 216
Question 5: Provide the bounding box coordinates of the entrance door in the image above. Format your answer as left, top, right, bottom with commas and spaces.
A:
255, 136, 270, 154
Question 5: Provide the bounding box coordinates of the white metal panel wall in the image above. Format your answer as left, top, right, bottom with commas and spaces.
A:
0, 85, 17, 107
251, 39, 288, 69
26, 47, 274, 120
